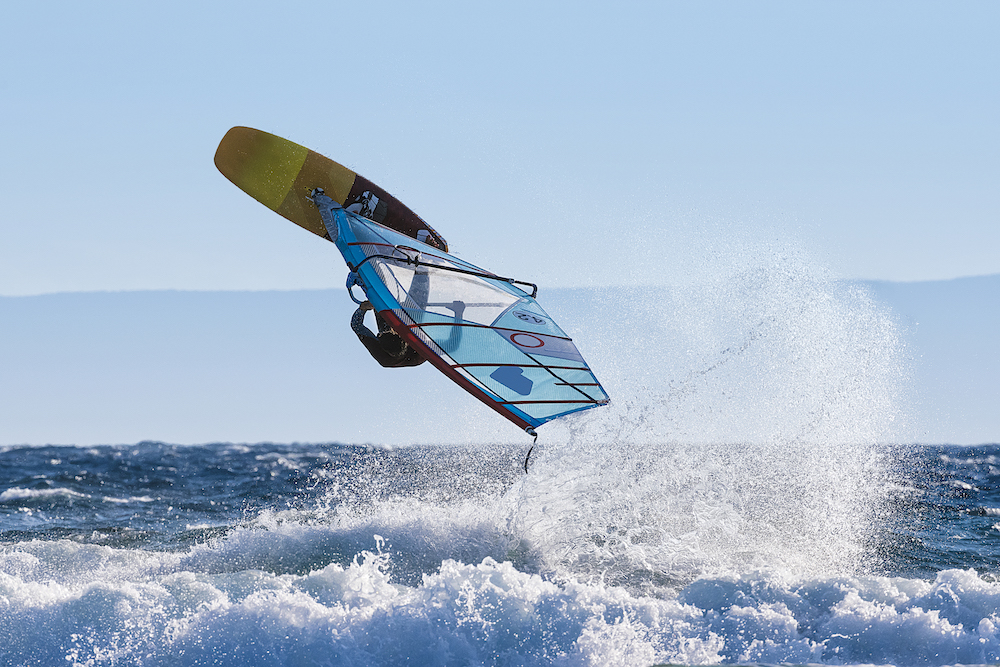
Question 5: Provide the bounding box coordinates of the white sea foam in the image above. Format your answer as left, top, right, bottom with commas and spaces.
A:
0, 486, 88, 502
1, 531, 999, 666
102, 495, 155, 504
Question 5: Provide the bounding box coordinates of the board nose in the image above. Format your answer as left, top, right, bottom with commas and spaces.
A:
214, 126, 309, 212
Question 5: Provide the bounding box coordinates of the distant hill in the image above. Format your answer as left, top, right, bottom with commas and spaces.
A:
1, 276, 997, 445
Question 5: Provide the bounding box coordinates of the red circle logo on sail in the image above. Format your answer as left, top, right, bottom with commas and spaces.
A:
510, 333, 544, 348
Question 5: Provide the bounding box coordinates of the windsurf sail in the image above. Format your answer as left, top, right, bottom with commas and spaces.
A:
214, 125, 609, 434
311, 190, 609, 433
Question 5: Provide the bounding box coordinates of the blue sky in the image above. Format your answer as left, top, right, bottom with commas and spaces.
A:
2, 1, 998, 296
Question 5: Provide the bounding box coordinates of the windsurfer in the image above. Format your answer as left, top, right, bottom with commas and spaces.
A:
351, 301, 426, 368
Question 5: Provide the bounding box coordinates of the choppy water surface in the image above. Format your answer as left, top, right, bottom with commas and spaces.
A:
2, 441, 1000, 666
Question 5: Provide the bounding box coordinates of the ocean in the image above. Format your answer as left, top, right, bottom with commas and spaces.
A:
1, 440, 999, 666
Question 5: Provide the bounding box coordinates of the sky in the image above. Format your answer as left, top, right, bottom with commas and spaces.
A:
2, 1, 999, 296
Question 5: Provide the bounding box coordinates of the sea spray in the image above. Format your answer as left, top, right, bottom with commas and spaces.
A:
509, 246, 908, 591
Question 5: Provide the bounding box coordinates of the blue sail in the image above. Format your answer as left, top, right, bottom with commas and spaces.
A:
313, 192, 609, 432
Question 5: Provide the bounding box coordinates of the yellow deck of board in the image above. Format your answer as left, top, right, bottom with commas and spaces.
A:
215, 126, 357, 240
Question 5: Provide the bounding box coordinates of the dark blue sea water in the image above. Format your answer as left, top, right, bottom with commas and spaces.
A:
2, 441, 1000, 666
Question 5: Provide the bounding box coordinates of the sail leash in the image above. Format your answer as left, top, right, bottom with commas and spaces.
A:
523, 427, 538, 474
